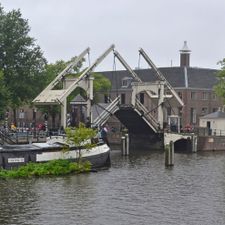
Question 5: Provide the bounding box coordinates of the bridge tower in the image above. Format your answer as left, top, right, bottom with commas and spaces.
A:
33, 45, 115, 128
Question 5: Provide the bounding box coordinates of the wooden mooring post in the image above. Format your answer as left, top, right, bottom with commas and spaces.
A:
121, 134, 129, 155
165, 141, 174, 166
192, 135, 197, 152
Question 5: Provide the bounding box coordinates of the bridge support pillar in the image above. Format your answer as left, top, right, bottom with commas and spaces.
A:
61, 100, 67, 129
158, 83, 164, 130
165, 141, 174, 166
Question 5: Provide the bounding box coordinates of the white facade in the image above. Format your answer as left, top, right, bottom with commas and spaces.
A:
199, 111, 225, 136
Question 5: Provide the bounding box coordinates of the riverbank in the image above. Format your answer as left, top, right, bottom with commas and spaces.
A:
0, 159, 91, 179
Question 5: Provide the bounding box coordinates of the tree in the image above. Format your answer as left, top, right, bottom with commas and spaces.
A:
214, 59, 225, 103
92, 72, 112, 103
0, 70, 9, 119
0, 5, 47, 123
65, 123, 97, 162
44, 60, 68, 86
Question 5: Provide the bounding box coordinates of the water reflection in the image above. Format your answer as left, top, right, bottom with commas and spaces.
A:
0, 150, 225, 225
0, 179, 39, 225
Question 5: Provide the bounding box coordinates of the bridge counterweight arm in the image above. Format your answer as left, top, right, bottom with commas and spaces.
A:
46, 47, 90, 91
58, 44, 115, 102
114, 50, 142, 83
139, 48, 184, 106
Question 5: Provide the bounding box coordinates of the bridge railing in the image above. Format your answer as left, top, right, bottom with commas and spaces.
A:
92, 96, 121, 127
0, 130, 17, 145
135, 98, 159, 131
195, 127, 225, 137
0, 129, 48, 145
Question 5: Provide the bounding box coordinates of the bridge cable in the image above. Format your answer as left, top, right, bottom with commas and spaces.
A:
137, 53, 179, 122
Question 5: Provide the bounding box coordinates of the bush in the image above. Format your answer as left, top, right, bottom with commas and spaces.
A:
0, 159, 92, 179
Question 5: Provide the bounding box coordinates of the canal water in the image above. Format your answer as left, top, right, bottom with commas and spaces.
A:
0, 149, 225, 225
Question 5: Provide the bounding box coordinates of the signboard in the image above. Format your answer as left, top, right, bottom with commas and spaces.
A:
208, 138, 214, 143
8, 158, 25, 163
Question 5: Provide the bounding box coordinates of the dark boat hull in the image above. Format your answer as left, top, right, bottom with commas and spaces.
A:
0, 143, 110, 170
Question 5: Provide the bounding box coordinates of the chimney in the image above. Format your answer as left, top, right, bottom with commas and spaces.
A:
180, 41, 191, 67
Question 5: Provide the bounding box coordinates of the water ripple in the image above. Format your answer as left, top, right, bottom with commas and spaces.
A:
0, 151, 225, 225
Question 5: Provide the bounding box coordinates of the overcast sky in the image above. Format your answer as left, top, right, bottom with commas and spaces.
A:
1, 0, 225, 71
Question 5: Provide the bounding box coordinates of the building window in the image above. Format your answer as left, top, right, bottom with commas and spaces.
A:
191, 92, 197, 100
201, 107, 208, 115
202, 92, 209, 100
212, 93, 217, 100
122, 79, 128, 87
140, 93, 144, 104
190, 108, 196, 124
19, 109, 25, 119
122, 77, 132, 88
121, 93, 126, 104
32, 108, 37, 120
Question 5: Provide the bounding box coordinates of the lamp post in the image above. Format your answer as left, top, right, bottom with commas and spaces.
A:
33, 108, 37, 137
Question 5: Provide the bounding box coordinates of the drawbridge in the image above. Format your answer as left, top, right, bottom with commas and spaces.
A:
33, 45, 184, 148
91, 47, 183, 135
92, 96, 159, 134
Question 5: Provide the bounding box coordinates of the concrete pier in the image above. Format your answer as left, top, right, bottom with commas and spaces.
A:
164, 132, 198, 153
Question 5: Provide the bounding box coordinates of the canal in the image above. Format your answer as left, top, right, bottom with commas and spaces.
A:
0, 149, 225, 225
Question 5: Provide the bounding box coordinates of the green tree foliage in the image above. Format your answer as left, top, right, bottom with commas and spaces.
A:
0, 5, 47, 121
92, 72, 111, 102
0, 70, 9, 118
45, 60, 67, 87
65, 123, 97, 161
214, 59, 225, 103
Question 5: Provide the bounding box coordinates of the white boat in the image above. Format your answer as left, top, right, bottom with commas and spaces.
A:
0, 136, 110, 170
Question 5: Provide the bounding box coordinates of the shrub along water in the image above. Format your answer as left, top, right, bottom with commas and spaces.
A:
0, 159, 92, 179
0, 123, 97, 179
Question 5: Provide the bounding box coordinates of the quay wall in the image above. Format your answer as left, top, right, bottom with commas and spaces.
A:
197, 136, 225, 151
107, 132, 164, 150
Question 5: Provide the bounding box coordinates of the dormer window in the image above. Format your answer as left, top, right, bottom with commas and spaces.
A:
121, 77, 133, 88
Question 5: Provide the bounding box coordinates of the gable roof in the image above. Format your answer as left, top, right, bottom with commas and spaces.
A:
200, 111, 225, 119
99, 67, 219, 90
186, 68, 218, 89
70, 94, 87, 105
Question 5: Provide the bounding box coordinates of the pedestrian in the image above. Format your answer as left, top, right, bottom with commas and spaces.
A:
100, 125, 109, 146
10, 123, 17, 132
